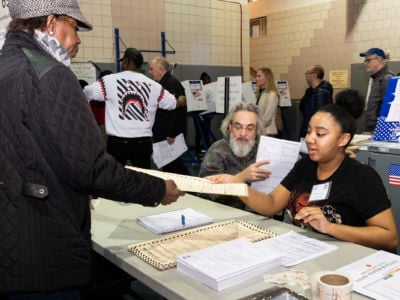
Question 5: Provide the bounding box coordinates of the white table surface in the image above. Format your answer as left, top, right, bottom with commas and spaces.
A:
91, 193, 375, 300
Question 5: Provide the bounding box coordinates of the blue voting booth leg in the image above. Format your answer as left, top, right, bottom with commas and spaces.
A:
183, 149, 202, 165
279, 107, 290, 140
194, 113, 216, 152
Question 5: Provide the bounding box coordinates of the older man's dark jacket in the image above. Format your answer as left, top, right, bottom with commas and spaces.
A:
152, 71, 187, 142
365, 65, 394, 132
0, 31, 166, 293
299, 80, 333, 138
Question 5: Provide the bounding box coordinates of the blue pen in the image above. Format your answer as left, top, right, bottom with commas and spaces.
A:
181, 214, 186, 226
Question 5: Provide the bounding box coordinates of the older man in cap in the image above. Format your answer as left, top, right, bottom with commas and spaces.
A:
360, 47, 394, 133
84, 48, 185, 169
0, 0, 184, 298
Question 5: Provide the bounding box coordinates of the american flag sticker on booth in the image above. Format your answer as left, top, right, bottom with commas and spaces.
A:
389, 164, 400, 187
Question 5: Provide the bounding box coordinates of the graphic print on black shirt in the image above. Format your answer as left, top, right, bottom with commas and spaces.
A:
287, 189, 343, 228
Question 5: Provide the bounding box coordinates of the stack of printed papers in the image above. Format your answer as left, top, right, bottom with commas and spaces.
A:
176, 231, 338, 291
177, 238, 282, 291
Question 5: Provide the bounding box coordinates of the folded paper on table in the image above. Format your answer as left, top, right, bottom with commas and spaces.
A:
126, 166, 248, 196
137, 208, 213, 234
128, 220, 277, 270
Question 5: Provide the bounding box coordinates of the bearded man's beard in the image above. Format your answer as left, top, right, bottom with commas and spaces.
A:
229, 132, 255, 158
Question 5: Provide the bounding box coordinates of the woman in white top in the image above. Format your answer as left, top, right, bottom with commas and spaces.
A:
255, 68, 280, 136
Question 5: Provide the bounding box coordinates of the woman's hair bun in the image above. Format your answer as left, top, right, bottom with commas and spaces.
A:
335, 89, 365, 119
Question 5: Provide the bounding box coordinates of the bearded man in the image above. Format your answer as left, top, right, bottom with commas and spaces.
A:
199, 102, 270, 209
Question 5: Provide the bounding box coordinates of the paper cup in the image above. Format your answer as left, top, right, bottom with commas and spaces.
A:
314, 272, 352, 300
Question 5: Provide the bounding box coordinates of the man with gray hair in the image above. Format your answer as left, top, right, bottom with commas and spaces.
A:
149, 56, 189, 175
199, 102, 271, 209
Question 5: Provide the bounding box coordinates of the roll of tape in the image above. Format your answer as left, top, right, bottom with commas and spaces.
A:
311, 271, 353, 300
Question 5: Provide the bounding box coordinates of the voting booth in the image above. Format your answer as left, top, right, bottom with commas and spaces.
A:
242, 81, 257, 103
182, 80, 214, 161
201, 82, 218, 115
181, 80, 207, 112
202, 79, 258, 111
216, 76, 243, 114
276, 81, 292, 107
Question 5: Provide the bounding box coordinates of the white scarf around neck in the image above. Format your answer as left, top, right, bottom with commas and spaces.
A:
34, 30, 71, 67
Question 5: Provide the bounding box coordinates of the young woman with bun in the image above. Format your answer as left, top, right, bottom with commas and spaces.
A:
207, 89, 398, 251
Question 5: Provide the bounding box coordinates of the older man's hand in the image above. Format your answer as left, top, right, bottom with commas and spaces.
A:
236, 160, 271, 183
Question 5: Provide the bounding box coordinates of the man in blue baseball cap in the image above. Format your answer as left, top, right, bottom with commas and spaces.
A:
359, 48, 394, 133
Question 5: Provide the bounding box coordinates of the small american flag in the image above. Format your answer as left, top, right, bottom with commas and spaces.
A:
389, 164, 400, 186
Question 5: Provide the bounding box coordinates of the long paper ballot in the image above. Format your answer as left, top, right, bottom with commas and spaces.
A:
126, 166, 248, 196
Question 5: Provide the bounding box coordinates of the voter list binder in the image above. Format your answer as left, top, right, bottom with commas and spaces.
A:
128, 220, 277, 271
177, 238, 282, 291
137, 208, 213, 234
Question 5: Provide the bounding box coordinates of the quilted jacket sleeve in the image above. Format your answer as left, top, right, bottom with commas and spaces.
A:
33, 66, 166, 206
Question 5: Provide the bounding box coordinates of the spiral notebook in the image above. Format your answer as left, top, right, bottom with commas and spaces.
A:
137, 208, 213, 234
128, 219, 277, 271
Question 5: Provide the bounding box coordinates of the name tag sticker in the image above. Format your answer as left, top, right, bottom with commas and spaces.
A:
309, 182, 331, 202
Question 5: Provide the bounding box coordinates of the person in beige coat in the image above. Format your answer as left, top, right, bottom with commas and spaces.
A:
255, 67, 281, 136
